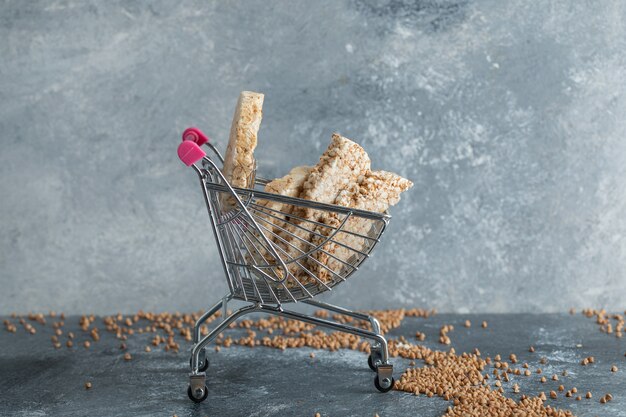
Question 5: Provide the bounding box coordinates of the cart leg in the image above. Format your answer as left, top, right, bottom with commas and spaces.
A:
258, 304, 395, 393
190, 303, 258, 373
193, 295, 233, 344
187, 303, 258, 402
302, 299, 384, 369
189, 295, 233, 373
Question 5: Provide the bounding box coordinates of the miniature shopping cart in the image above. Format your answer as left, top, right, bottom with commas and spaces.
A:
177, 127, 395, 403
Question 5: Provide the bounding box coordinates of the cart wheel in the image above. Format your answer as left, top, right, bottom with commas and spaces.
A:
187, 384, 209, 403
368, 351, 382, 372
374, 375, 395, 393
189, 357, 209, 372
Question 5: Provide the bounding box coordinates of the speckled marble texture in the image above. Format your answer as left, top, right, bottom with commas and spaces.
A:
1, 1, 626, 314
0, 312, 624, 416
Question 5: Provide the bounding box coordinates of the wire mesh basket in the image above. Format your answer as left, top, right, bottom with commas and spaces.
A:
177, 127, 395, 402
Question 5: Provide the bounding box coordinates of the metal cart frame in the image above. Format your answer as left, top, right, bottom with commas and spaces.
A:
177, 128, 394, 402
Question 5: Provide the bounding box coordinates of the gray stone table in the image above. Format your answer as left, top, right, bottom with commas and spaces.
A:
1, 311, 624, 416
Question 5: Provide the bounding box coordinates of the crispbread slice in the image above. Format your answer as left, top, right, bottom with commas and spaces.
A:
221, 91, 264, 210
337, 170, 413, 212
308, 170, 413, 283
300, 133, 371, 203
277, 134, 371, 283
259, 165, 312, 239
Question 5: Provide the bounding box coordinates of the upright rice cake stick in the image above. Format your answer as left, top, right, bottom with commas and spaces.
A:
308, 170, 413, 283
221, 91, 264, 210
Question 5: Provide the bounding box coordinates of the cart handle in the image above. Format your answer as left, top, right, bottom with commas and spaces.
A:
177, 127, 208, 166
182, 127, 209, 146
178, 141, 206, 166
178, 127, 225, 166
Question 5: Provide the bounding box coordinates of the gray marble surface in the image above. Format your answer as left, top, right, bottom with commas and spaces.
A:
1, 1, 626, 314
1, 311, 624, 416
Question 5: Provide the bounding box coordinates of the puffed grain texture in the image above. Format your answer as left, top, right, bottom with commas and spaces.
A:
221, 91, 264, 209
308, 170, 413, 282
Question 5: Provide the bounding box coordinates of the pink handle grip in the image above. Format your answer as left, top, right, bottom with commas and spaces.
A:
177, 141, 206, 166
182, 127, 209, 146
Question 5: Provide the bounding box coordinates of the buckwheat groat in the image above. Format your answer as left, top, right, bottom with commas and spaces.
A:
277, 134, 371, 283
309, 170, 413, 282
221, 91, 264, 209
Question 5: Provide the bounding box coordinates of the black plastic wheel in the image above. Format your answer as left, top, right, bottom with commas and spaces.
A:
374, 375, 395, 393
187, 385, 209, 403
189, 357, 209, 372
367, 351, 382, 372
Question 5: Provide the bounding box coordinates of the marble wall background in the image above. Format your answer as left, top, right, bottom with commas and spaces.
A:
1, 0, 625, 313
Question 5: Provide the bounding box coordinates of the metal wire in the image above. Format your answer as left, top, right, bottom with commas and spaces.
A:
190, 155, 389, 304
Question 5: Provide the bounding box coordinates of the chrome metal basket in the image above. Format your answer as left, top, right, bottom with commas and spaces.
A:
177, 127, 395, 402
